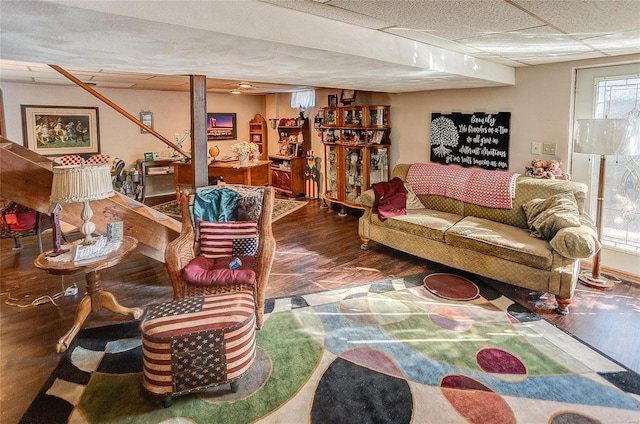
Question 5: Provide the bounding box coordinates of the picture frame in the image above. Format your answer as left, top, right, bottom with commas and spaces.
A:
140, 110, 153, 133
328, 94, 338, 107
21, 105, 100, 156
340, 89, 357, 105
207, 112, 237, 141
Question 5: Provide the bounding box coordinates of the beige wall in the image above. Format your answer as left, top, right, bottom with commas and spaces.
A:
271, 54, 640, 176
1, 82, 265, 169
3, 53, 638, 174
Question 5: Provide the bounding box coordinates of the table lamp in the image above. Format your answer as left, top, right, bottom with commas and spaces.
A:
50, 160, 115, 246
574, 112, 639, 289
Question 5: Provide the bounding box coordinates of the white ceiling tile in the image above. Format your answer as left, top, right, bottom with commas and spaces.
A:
261, 0, 392, 29
515, 0, 640, 34
383, 28, 483, 55
582, 29, 640, 56
329, 0, 544, 39
460, 26, 595, 61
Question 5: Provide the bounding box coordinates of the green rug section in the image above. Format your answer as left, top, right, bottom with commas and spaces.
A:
379, 290, 571, 376
80, 311, 322, 423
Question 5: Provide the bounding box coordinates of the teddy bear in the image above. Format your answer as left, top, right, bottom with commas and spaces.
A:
547, 159, 570, 180
531, 158, 550, 170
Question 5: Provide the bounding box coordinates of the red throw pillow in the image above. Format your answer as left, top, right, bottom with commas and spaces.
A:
199, 220, 258, 259
182, 255, 256, 286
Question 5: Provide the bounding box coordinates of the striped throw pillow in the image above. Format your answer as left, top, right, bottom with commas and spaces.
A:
199, 221, 258, 259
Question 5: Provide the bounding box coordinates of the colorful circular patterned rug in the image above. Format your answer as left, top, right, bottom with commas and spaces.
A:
423, 272, 480, 300
21, 273, 640, 423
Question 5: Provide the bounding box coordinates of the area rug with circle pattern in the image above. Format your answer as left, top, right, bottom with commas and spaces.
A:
20, 273, 640, 423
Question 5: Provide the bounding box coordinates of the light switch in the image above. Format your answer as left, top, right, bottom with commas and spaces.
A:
543, 143, 556, 155
531, 142, 542, 154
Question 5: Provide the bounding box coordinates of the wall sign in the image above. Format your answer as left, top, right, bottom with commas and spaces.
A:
430, 112, 511, 170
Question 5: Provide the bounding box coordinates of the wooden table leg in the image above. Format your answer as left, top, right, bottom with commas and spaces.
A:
57, 270, 143, 352
99, 290, 143, 319
56, 294, 92, 353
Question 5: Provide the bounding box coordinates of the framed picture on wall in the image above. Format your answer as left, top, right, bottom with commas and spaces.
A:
207, 112, 237, 141
21, 105, 100, 156
140, 110, 153, 133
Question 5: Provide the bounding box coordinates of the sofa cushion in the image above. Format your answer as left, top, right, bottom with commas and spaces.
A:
445, 216, 553, 270
372, 209, 463, 242
405, 183, 425, 210
522, 192, 581, 240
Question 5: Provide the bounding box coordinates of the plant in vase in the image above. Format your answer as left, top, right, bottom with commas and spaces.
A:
231, 141, 259, 165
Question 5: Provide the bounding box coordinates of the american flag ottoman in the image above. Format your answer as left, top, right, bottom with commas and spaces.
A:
140, 291, 256, 407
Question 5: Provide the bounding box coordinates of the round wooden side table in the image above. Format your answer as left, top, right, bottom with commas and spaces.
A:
34, 235, 143, 353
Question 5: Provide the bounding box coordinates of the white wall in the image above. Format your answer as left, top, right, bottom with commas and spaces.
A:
1, 82, 265, 169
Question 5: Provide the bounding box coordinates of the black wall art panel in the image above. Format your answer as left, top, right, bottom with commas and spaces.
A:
430, 112, 511, 170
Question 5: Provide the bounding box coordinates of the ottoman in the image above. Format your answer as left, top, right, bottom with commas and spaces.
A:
141, 290, 256, 407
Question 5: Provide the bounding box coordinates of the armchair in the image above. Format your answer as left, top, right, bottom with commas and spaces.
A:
164, 184, 275, 328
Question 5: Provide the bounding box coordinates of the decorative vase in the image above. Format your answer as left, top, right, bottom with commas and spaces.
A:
238, 153, 249, 166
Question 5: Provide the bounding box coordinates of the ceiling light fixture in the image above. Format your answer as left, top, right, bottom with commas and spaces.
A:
231, 90, 241, 94
238, 83, 253, 89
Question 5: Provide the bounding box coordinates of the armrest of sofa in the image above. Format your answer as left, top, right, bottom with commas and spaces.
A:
360, 189, 375, 209
550, 215, 601, 259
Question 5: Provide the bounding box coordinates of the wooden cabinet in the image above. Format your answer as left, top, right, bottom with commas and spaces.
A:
249, 114, 267, 160
270, 157, 306, 197
320, 105, 391, 214
269, 117, 310, 197
136, 159, 176, 206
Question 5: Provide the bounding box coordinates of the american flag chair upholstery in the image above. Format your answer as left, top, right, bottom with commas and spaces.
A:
163, 185, 275, 329
140, 291, 256, 407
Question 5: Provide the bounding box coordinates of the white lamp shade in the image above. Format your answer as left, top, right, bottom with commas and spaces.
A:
50, 163, 114, 204
574, 118, 639, 155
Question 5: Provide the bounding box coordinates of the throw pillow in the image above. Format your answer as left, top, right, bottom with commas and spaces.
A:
522, 192, 581, 240
404, 183, 425, 210
550, 226, 601, 259
194, 187, 241, 222
199, 220, 258, 258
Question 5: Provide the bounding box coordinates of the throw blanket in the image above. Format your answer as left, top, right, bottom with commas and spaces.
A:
372, 177, 407, 221
406, 163, 519, 209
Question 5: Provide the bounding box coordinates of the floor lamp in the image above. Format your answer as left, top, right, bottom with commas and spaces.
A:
574, 116, 638, 289
50, 161, 114, 246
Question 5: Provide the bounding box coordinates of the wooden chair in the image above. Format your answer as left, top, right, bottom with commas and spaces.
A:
164, 185, 275, 328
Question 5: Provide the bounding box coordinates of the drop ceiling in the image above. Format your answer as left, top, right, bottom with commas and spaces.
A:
0, 0, 638, 94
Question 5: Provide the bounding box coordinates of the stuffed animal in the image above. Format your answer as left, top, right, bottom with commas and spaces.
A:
532, 167, 550, 178
547, 159, 570, 180
531, 158, 550, 170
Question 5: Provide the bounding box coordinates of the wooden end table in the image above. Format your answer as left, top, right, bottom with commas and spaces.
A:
34, 235, 143, 353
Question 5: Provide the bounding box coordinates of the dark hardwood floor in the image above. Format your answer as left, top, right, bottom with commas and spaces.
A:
1, 198, 639, 423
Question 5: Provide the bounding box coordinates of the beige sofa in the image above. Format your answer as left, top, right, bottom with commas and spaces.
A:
359, 164, 600, 314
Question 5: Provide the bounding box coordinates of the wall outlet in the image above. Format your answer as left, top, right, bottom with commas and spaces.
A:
531, 142, 542, 154
543, 143, 557, 155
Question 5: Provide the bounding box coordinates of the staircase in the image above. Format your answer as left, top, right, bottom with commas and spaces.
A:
0, 138, 180, 262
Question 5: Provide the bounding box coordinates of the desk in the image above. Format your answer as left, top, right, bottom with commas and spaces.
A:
34, 236, 143, 352
173, 160, 271, 199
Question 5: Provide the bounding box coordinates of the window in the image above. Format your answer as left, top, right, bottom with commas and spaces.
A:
592, 76, 640, 255
574, 63, 640, 276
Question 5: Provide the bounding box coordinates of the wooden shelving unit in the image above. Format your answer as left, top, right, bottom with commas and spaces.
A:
319, 105, 391, 214
269, 117, 310, 197
136, 158, 176, 206
249, 114, 268, 160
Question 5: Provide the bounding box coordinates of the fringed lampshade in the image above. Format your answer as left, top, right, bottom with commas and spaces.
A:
50, 162, 114, 245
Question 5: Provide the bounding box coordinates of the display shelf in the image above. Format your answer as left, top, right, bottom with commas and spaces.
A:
136, 159, 176, 206
249, 113, 268, 160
